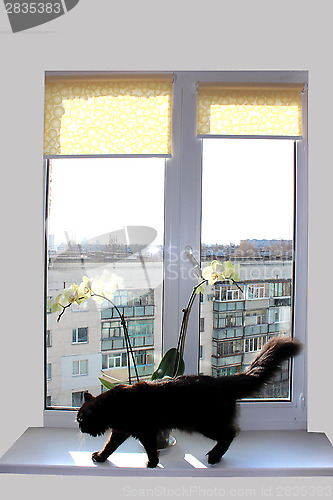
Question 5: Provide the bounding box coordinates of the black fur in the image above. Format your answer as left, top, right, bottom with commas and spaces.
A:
77, 335, 300, 468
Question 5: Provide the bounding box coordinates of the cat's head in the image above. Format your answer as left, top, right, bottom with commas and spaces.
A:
77, 392, 109, 437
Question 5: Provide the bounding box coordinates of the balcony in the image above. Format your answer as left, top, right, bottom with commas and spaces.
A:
212, 354, 243, 367
101, 305, 154, 320
270, 297, 291, 307
101, 334, 154, 351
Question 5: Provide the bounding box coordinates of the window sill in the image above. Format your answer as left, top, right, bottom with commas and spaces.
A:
1, 428, 333, 477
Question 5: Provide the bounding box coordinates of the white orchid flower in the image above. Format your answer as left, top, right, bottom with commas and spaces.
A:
223, 261, 240, 282
61, 284, 81, 305
89, 272, 124, 304
90, 279, 115, 304
78, 276, 93, 298
48, 293, 63, 313
202, 260, 226, 285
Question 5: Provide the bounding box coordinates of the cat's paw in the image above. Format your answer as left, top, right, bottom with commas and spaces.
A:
92, 451, 107, 463
146, 458, 159, 468
206, 451, 222, 465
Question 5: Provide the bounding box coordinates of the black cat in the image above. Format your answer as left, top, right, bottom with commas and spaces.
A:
77, 336, 300, 468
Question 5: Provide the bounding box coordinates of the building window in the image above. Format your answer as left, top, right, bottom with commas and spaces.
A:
102, 352, 127, 369
270, 281, 291, 297
72, 327, 88, 344
247, 284, 268, 300
245, 309, 267, 326
217, 339, 243, 357
215, 285, 242, 302
72, 359, 88, 376
46, 330, 51, 347
134, 349, 154, 366
213, 365, 241, 377
213, 311, 243, 329
244, 335, 268, 353
46, 363, 51, 381
200, 318, 205, 332
72, 391, 87, 408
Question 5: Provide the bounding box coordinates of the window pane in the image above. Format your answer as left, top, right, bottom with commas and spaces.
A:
77, 327, 88, 343
200, 139, 294, 399
46, 157, 164, 407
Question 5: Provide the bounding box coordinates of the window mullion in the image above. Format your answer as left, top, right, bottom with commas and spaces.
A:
163, 73, 202, 374
176, 73, 202, 374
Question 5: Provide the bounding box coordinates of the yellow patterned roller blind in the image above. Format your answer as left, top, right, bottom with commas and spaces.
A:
44, 76, 173, 155
197, 83, 303, 137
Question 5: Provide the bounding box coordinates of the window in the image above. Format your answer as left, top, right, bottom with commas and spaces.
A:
245, 310, 267, 326
102, 353, 125, 369
72, 391, 87, 408
201, 137, 295, 400
46, 363, 51, 381
247, 284, 268, 300
216, 285, 243, 302
72, 327, 88, 344
44, 71, 307, 431
216, 339, 243, 357
199, 345, 204, 359
244, 335, 268, 353
46, 330, 51, 347
46, 156, 165, 406
72, 359, 88, 376
134, 349, 154, 366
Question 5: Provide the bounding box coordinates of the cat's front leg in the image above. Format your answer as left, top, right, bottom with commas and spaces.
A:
92, 429, 129, 463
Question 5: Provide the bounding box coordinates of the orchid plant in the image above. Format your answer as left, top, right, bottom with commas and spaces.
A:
151, 248, 241, 380
48, 252, 241, 389
48, 274, 140, 386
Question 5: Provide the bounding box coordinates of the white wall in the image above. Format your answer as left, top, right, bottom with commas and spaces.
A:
1, 0, 332, 495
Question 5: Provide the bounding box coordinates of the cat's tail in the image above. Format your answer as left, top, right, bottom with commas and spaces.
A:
230, 335, 301, 399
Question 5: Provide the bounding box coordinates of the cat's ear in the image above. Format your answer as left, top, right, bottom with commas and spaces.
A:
84, 392, 94, 402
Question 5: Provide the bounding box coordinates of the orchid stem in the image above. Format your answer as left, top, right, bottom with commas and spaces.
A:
56, 291, 140, 384
172, 279, 206, 377
92, 292, 139, 384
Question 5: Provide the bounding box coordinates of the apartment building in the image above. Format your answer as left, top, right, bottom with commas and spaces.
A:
46, 258, 163, 408
46, 254, 293, 407
200, 260, 293, 398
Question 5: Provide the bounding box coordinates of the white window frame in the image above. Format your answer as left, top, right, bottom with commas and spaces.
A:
72, 359, 88, 376
72, 327, 88, 344
102, 353, 124, 369
44, 71, 307, 431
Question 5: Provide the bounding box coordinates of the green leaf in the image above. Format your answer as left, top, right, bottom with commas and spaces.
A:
151, 348, 185, 380
98, 377, 116, 390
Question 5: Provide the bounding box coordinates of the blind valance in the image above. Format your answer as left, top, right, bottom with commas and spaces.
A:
44, 76, 173, 156
197, 83, 303, 137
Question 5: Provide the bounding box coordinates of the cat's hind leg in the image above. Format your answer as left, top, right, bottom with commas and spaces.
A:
92, 429, 129, 462
137, 432, 159, 468
205, 427, 236, 465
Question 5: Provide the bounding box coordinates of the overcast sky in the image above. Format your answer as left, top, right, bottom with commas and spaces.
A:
201, 138, 294, 245
48, 139, 294, 248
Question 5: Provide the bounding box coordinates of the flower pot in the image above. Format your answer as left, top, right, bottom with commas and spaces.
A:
156, 429, 176, 450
